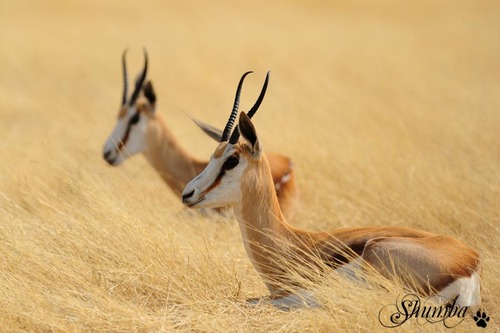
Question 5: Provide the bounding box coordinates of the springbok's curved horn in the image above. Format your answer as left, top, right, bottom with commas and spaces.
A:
129, 48, 149, 104
122, 49, 129, 105
229, 71, 270, 144
247, 71, 270, 119
221, 71, 253, 142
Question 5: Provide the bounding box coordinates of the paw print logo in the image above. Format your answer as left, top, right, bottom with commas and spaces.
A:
473, 311, 490, 328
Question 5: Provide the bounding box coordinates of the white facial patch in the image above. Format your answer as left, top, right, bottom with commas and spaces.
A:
182, 144, 247, 209
102, 107, 148, 165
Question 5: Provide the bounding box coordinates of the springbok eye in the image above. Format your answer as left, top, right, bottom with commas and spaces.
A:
129, 112, 140, 125
222, 156, 239, 171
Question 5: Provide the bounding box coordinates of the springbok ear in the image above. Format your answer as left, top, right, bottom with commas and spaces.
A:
143, 80, 156, 108
186, 114, 223, 142
238, 112, 262, 158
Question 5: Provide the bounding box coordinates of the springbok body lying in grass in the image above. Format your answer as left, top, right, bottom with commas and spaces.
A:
181, 73, 481, 310
102, 50, 297, 216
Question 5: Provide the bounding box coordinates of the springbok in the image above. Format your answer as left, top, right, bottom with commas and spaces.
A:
181, 74, 481, 310
102, 50, 297, 216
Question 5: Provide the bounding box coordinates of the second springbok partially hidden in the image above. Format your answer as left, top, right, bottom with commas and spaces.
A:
181, 73, 481, 310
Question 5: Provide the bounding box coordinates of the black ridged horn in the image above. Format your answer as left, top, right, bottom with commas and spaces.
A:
129, 48, 149, 104
228, 71, 270, 144
121, 49, 129, 105
221, 71, 253, 142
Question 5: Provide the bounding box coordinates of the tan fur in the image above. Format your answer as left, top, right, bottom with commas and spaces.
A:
142, 112, 207, 196
117, 106, 127, 119
230, 141, 480, 299
268, 153, 296, 218
213, 142, 228, 159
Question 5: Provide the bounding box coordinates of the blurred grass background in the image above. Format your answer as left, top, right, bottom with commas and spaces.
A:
0, 0, 498, 331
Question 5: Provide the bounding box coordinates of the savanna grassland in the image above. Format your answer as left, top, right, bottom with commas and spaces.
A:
0, 0, 499, 331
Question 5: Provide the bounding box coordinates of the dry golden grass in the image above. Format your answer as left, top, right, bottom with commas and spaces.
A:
1, 0, 499, 331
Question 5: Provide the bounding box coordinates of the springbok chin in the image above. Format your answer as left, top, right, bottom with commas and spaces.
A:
102, 48, 156, 166
181, 87, 481, 310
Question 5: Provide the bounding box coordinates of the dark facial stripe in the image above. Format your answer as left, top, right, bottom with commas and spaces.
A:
201, 169, 225, 196
117, 112, 139, 151
200, 154, 239, 196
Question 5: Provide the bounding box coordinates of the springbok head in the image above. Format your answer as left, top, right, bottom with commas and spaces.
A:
182, 71, 269, 209
102, 49, 157, 166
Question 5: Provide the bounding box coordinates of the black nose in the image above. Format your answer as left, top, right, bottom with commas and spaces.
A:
182, 190, 195, 202
103, 150, 117, 165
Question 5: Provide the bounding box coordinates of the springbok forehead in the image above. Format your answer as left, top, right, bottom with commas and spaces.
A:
212, 142, 245, 160
117, 98, 149, 120
118, 106, 128, 119
213, 142, 229, 158
117, 106, 136, 120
